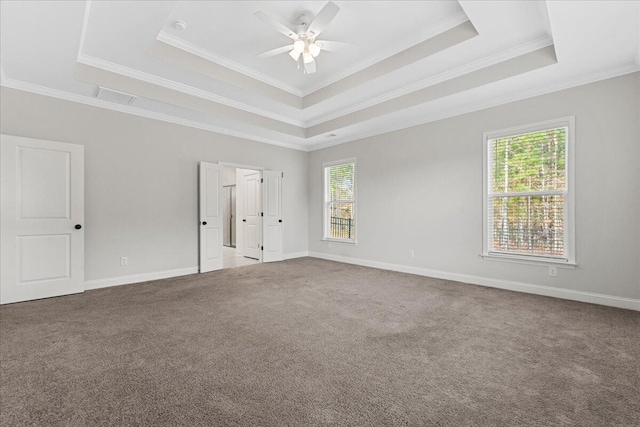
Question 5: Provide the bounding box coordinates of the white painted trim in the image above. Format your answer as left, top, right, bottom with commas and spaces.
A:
307, 63, 640, 151
305, 35, 554, 127
283, 251, 309, 260
482, 116, 576, 265
217, 161, 265, 171
301, 11, 471, 96
77, 0, 92, 61
322, 158, 357, 243
307, 252, 640, 311
157, 12, 469, 98
76, 54, 306, 128
84, 267, 199, 290
157, 31, 304, 97
0, 77, 308, 152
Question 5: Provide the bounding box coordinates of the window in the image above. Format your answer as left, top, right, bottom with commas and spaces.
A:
323, 159, 356, 242
483, 117, 575, 265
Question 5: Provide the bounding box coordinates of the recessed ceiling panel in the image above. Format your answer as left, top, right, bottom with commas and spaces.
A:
161, 1, 465, 92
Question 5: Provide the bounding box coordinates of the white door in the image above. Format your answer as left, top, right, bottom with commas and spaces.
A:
199, 162, 223, 273
1, 135, 84, 304
262, 171, 283, 263
242, 171, 261, 261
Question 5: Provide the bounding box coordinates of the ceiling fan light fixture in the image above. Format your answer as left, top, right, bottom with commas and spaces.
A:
309, 42, 321, 57
293, 40, 305, 53
302, 51, 314, 64
289, 49, 301, 61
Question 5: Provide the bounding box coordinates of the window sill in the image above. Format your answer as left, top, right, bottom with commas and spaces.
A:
480, 253, 577, 269
322, 238, 357, 245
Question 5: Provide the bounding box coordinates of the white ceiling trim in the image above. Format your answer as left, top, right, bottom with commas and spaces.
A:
307, 63, 640, 151
157, 31, 305, 97
3, 62, 638, 153
535, 0, 553, 40
306, 35, 554, 128
76, 53, 306, 128
76, 0, 92, 61
300, 11, 471, 97
0, 74, 308, 152
157, 10, 469, 99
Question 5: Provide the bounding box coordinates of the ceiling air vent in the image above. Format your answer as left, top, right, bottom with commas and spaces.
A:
95, 87, 137, 106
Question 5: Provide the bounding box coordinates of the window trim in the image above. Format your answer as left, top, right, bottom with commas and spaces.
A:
322, 158, 357, 244
482, 116, 576, 266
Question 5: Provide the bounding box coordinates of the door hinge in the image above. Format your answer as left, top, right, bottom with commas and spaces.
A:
260, 212, 264, 217
261, 246, 263, 251
281, 172, 284, 178
260, 178, 263, 183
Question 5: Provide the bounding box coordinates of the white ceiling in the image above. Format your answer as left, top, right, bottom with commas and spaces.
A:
1, 1, 639, 151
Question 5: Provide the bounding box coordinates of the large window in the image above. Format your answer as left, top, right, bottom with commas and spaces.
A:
483, 117, 575, 265
323, 159, 356, 242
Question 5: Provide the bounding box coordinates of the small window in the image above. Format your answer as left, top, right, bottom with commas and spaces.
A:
323, 159, 356, 243
483, 117, 575, 265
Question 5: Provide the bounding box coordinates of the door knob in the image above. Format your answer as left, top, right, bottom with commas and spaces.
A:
75, 224, 82, 230
202, 221, 207, 225
243, 219, 246, 222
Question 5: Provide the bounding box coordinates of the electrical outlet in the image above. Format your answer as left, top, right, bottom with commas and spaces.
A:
409, 249, 415, 258
548, 266, 557, 277
121, 256, 128, 266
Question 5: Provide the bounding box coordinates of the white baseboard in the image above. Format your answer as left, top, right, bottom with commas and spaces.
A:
284, 251, 309, 260
84, 254, 310, 291
308, 252, 640, 311
85, 267, 199, 290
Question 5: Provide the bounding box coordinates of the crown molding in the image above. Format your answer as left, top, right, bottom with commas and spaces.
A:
157, 11, 470, 99
300, 11, 471, 97
77, 0, 92, 61
305, 35, 554, 128
0, 62, 7, 84
156, 31, 304, 98
0, 76, 310, 152
308, 63, 640, 151
76, 54, 306, 128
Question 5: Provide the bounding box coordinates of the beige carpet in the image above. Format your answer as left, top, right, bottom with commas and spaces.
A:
1, 258, 639, 426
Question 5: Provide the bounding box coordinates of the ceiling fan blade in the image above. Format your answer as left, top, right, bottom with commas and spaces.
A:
258, 45, 293, 58
254, 11, 298, 40
306, 2, 340, 38
315, 40, 354, 52
304, 59, 317, 74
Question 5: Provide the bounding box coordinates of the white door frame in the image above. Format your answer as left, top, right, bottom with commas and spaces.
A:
215, 162, 284, 266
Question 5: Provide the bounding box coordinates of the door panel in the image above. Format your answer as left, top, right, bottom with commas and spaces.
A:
1, 135, 84, 304
19, 234, 70, 282
199, 162, 223, 273
242, 172, 261, 260
262, 171, 283, 262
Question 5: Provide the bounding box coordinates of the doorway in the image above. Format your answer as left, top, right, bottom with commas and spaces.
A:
222, 166, 261, 269
198, 162, 284, 273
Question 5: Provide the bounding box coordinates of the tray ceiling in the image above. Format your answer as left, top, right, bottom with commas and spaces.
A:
1, 1, 639, 151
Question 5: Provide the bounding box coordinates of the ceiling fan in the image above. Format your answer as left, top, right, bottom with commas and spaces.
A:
255, 1, 348, 74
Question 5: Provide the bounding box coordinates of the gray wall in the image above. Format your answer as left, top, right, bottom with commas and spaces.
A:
0, 87, 308, 282
308, 72, 640, 300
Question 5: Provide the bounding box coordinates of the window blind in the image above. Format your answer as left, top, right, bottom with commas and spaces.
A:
324, 162, 355, 240
487, 127, 567, 258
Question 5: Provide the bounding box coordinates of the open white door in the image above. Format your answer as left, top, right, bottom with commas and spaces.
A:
199, 162, 223, 273
1, 135, 84, 304
242, 171, 262, 261
262, 171, 284, 262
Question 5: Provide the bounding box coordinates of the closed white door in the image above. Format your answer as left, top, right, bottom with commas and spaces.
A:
242, 171, 261, 261
199, 162, 223, 273
1, 135, 84, 304
262, 171, 283, 263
